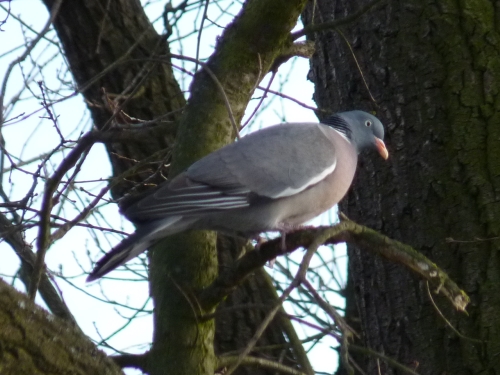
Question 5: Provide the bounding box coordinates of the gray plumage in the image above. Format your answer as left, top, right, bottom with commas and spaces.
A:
87, 110, 388, 281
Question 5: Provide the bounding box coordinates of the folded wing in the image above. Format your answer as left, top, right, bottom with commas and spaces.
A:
125, 123, 338, 222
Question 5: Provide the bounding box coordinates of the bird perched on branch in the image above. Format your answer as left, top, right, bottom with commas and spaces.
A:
87, 110, 388, 281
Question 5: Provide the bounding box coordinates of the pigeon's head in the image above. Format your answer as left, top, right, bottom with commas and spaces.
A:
324, 110, 389, 160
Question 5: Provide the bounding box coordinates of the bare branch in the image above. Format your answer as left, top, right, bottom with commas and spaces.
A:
0, 0, 64, 125
50, 186, 110, 242
292, 0, 387, 40
270, 41, 315, 73
200, 220, 469, 312
30, 131, 100, 299
218, 355, 308, 375
223, 232, 329, 375
0, 211, 79, 326
111, 353, 148, 371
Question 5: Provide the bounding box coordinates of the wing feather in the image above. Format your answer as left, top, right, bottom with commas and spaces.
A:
187, 123, 338, 198
125, 123, 340, 221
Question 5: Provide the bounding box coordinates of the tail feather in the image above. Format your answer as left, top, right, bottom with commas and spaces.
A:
86, 216, 192, 282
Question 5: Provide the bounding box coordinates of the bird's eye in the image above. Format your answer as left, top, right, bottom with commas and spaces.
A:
365, 120, 372, 127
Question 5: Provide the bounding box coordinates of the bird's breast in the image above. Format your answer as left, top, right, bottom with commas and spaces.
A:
277, 136, 358, 226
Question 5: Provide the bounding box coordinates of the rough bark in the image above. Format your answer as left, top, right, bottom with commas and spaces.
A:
304, 0, 500, 374
0, 279, 122, 375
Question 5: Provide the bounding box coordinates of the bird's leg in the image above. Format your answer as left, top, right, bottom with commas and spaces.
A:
257, 223, 313, 268
275, 223, 310, 251
265, 231, 287, 269
280, 230, 286, 251
276, 223, 316, 251
253, 235, 266, 250
252, 235, 277, 268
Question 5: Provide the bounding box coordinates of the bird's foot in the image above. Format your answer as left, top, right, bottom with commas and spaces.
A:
275, 223, 316, 253
276, 223, 314, 245
253, 235, 266, 250
252, 235, 277, 268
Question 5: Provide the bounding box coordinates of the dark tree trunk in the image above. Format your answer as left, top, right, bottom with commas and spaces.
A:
43, 0, 186, 199
304, 0, 500, 374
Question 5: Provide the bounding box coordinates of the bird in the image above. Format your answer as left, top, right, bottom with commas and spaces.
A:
87, 110, 388, 281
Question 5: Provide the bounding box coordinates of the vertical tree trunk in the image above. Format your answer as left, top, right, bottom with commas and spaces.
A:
304, 0, 500, 373
41, 1, 312, 374
148, 1, 308, 372
42, 0, 186, 198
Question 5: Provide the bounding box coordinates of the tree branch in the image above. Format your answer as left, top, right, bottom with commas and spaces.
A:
269, 41, 316, 72
217, 355, 308, 375
292, 0, 387, 40
30, 131, 99, 300
199, 219, 469, 312
111, 353, 148, 371
223, 232, 330, 375
0, 0, 64, 126
0, 211, 80, 327
0, 279, 122, 375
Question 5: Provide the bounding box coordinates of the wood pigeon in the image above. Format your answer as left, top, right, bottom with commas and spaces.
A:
87, 110, 388, 281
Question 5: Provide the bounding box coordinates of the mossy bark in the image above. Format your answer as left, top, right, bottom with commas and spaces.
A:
36, 1, 312, 375
0, 279, 122, 375
150, 2, 308, 374
304, 0, 500, 373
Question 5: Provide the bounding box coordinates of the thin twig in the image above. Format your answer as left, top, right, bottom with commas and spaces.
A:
0, 211, 80, 326
218, 355, 307, 375
194, 0, 210, 72
50, 186, 110, 242
242, 69, 275, 130
336, 28, 376, 103
0, 0, 64, 126
425, 282, 481, 343
255, 85, 318, 112
95, 0, 112, 54
224, 231, 332, 375
348, 344, 421, 375
29, 132, 100, 300
292, 0, 387, 40
153, 54, 241, 139
302, 279, 356, 338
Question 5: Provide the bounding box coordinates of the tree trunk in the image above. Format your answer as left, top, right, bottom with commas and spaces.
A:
0, 279, 122, 375
304, 0, 500, 374
42, 0, 186, 199
38, 1, 312, 374
148, 1, 308, 373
